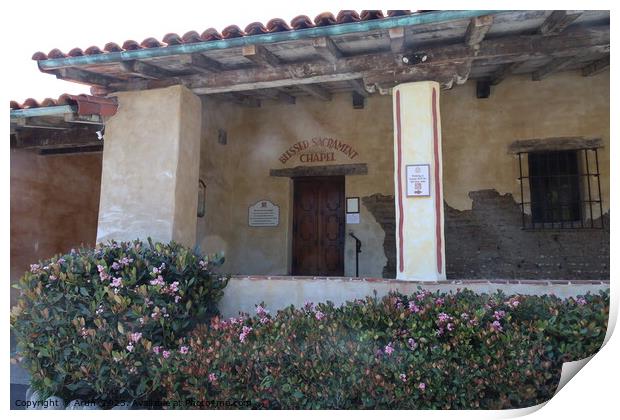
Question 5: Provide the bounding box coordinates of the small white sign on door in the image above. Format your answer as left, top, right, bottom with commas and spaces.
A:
406, 164, 431, 197
248, 200, 280, 227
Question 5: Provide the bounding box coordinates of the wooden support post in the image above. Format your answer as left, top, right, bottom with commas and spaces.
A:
297, 84, 332, 101
539, 10, 583, 36
313, 37, 343, 63
242, 44, 281, 67
582, 55, 609, 77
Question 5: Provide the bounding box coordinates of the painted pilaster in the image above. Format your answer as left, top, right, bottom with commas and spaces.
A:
96, 85, 202, 247
393, 81, 446, 280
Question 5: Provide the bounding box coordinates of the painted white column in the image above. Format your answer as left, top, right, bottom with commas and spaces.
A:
97, 85, 202, 247
393, 81, 446, 280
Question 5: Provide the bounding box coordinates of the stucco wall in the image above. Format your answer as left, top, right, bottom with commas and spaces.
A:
10, 149, 102, 305
441, 70, 610, 213
197, 93, 394, 277
198, 69, 609, 279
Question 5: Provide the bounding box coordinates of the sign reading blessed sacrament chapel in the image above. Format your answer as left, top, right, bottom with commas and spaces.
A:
279, 137, 359, 164
248, 200, 280, 227
406, 164, 431, 197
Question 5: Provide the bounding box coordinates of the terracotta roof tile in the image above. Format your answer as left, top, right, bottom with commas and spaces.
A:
290, 15, 314, 30
266, 18, 291, 32
181, 30, 202, 43
314, 12, 337, 27
121, 40, 142, 50
221, 25, 244, 38
336, 10, 360, 23
32, 10, 418, 60
10, 94, 119, 117
104, 42, 123, 52
141, 37, 164, 48
162, 33, 183, 45
245, 22, 269, 36
201, 28, 222, 41
67, 47, 84, 57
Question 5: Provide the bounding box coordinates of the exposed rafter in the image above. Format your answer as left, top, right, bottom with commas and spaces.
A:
582, 55, 609, 77
13, 127, 101, 149
242, 44, 281, 67
539, 11, 583, 36
179, 53, 224, 73
313, 37, 343, 63
260, 88, 296, 104
532, 57, 574, 81
465, 15, 494, 47
297, 84, 332, 101
51, 67, 122, 87
120, 60, 176, 79
388, 27, 406, 53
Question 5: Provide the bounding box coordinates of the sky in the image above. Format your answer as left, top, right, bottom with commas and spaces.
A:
3, 0, 386, 101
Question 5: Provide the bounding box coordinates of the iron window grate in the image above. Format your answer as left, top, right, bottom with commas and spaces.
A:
517, 148, 604, 230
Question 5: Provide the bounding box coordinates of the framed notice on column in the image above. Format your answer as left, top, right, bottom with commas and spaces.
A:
406, 164, 431, 197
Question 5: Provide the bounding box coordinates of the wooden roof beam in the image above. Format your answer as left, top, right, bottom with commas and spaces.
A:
258, 88, 296, 104
178, 53, 224, 73
539, 11, 583, 36
120, 60, 176, 79
313, 37, 343, 63
582, 55, 609, 77
298, 84, 332, 101
465, 15, 494, 47
532, 57, 575, 81
242, 44, 281, 67
52, 67, 122, 87
388, 27, 406, 53
13, 127, 101, 149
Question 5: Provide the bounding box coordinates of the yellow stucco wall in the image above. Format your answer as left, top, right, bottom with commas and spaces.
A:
198, 69, 609, 277
197, 93, 394, 276
441, 70, 610, 212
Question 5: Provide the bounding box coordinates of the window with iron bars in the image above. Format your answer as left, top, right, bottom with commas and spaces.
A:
517, 148, 604, 230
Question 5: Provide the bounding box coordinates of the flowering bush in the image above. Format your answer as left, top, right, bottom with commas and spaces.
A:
10, 239, 229, 406
163, 289, 608, 409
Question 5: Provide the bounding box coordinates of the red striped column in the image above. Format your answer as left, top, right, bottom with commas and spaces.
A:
393, 82, 446, 280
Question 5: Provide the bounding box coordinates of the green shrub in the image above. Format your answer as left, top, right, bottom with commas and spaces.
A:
162, 289, 608, 409
10, 239, 229, 407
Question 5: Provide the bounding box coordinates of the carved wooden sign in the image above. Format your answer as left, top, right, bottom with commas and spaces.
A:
406, 164, 431, 197
248, 200, 280, 227
279, 137, 359, 164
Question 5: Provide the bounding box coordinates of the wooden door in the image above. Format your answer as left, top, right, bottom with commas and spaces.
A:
292, 176, 345, 276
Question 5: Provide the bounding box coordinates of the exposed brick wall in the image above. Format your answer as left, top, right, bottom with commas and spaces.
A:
362, 190, 609, 280
362, 194, 396, 278
445, 190, 610, 280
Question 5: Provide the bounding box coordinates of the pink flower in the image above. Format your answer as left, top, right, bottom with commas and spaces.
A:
384, 343, 394, 356
180, 346, 189, 355
130, 332, 142, 343
408, 301, 420, 313
152, 346, 161, 354
49, 275, 57, 281
315, 311, 325, 321
304, 301, 314, 311
162, 350, 171, 359
174, 296, 181, 303
400, 374, 407, 382
435, 297, 444, 306
407, 338, 418, 350
208, 373, 217, 383
256, 305, 269, 316
30, 264, 41, 273
150, 275, 165, 286
493, 310, 506, 320
447, 323, 454, 331
57, 258, 65, 265
239, 326, 253, 343
438, 312, 451, 323
491, 320, 503, 332
111, 262, 121, 270
418, 382, 426, 391
460, 312, 469, 320
576, 297, 587, 306
260, 317, 270, 324
126, 343, 134, 352
110, 277, 123, 288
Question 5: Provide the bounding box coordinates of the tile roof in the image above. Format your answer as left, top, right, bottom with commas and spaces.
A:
31, 10, 420, 61
10, 94, 118, 117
